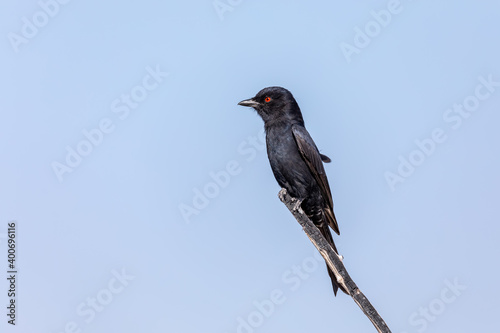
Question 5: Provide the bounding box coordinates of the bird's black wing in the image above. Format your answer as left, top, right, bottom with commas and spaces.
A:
291, 125, 339, 235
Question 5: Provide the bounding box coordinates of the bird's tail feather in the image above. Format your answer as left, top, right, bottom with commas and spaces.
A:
319, 223, 348, 296
324, 207, 340, 235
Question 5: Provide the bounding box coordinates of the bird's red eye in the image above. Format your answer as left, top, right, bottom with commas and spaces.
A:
265, 97, 271, 103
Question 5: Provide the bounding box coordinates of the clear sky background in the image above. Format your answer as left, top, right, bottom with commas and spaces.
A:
1, 1, 499, 332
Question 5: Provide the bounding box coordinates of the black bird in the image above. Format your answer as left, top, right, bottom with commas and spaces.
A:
238, 86, 346, 295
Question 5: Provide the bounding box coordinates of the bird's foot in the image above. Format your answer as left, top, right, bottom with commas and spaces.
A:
278, 189, 303, 212
278, 188, 287, 201
292, 199, 303, 212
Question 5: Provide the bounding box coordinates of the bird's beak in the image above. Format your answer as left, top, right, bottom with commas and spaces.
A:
238, 98, 260, 108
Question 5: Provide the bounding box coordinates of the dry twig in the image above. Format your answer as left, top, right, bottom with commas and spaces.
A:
278, 188, 391, 333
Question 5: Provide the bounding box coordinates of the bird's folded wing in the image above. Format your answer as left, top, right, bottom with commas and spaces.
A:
291, 125, 340, 235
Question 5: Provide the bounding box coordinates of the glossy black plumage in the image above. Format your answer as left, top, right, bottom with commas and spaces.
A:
238, 86, 346, 295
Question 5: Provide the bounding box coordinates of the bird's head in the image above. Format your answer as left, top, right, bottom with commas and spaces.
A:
238, 86, 304, 124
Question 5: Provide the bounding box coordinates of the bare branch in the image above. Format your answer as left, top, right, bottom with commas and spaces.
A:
278, 188, 392, 333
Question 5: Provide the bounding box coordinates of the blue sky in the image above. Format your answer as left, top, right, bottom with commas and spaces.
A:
1, 1, 499, 332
